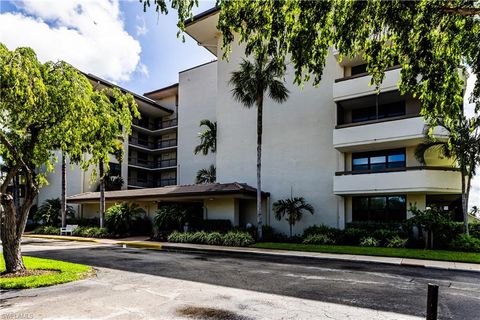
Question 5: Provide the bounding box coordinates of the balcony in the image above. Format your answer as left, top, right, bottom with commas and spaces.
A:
127, 177, 177, 188
128, 137, 177, 152
128, 158, 177, 170
333, 166, 461, 195
132, 118, 178, 135
333, 115, 426, 151
333, 67, 401, 101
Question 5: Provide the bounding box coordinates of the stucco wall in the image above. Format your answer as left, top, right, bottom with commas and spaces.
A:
215, 38, 344, 234
178, 61, 218, 185
204, 198, 239, 226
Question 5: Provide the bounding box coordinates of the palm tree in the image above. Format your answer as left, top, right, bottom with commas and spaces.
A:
229, 53, 289, 239
194, 119, 217, 155
415, 115, 480, 234
196, 165, 216, 184
273, 197, 314, 238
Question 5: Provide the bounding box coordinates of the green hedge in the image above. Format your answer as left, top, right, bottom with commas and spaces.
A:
167, 231, 255, 247
32, 226, 59, 235
72, 227, 110, 238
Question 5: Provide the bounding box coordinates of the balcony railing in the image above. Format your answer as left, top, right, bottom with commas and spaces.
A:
128, 177, 177, 188
334, 166, 462, 195
335, 166, 460, 176
133, 118, 177, 131
129, 137, 177, 150
128, 158, 177, 169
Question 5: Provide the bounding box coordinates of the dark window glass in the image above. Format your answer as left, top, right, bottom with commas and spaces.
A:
352, 106, 376, 123
352, 158, 369, 171
370, 156, 387, 171
137, 171, 148, 182
379, 102, 405, 118
352, 149, 406, 172
352, 195, 406, 222
351, 64, 368, 76
388, 153, 406, 168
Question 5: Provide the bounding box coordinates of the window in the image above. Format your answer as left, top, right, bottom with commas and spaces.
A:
352, 195, 406, 222
351, 64, 368, 76
137, 171, 148, 183
351, 101, 406, 123
352, 149, 406, 172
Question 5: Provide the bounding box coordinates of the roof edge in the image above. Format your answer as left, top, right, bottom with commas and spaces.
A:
83, 73, 173, 114
184, 6, 220, 27
144, 83, 179, 97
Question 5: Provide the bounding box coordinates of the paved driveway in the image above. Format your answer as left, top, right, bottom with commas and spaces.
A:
2, 238, 480, 319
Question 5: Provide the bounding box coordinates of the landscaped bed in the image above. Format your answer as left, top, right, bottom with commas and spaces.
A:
0, 256, 93, 289
252, 242, 480, 264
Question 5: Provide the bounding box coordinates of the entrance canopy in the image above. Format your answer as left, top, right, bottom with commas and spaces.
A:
67, 182, 270, 204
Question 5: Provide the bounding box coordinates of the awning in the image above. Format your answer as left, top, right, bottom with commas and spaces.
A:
67, 182, 270, 204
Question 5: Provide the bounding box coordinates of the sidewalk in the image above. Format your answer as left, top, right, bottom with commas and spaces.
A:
23, 234, 480, 273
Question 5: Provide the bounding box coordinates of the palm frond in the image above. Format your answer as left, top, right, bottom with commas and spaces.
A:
195, 165, 216, 184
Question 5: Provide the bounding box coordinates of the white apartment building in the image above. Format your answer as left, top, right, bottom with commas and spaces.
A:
60, 8, 462, 235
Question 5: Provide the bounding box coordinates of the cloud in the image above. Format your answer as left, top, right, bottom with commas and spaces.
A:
136, 15, 148, 36
0, 0, 142, 82
136, 62, 149, 78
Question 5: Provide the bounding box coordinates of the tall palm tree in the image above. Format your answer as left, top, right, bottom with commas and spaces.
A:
229, 53, 289, 239
196, 165, 216, 184
415, 115, 480, 234
273, 197, 314, 238
194, 119, 217, 155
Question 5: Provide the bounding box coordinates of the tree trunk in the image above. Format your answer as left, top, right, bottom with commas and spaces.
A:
256, 96, 263, 240
289, 223, 292, 239
61, 153, 67, 228
461, 173, 469, 235
0, 194, 25, 272
99, 160, 105, 228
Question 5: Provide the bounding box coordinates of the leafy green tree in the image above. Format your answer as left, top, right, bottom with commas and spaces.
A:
229, 53, 289, 239
194, 119, 217, 155
273, 197, 314, 238
415, 114, 480, 234
0, 44, 138, 273
196, 165, 216, 184
87, 89, 139, 228
142, 0, 479, 124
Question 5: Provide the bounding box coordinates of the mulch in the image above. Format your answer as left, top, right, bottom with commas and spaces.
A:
0, 269, 59, 278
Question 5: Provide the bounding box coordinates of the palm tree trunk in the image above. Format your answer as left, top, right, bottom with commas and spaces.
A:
99, 160, 105, 228
61, 153, 67, 228
256, 96, 264, 240
289, 223, 293, 239
461, 172, 469, 235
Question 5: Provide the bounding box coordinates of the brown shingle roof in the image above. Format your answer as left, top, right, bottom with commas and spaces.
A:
67, 182, 269, 203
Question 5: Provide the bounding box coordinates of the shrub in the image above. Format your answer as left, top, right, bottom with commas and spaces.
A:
303, 225, 338, 238
190, 231, 209, 244
154, 204, 191, 232
342, 228, 366, 245
360, 237, 379, 247
206, 232, 223, 245
303, 234, 335, 245
373, 229, 400, 246
72, 226, 109, 238
222, 231, 255, 247
450, 234, 480, 252
32, 226, 59, 235
34, 198, 75, 226
387, 236, 408, 248
105, 203, 145, 236
167, 231, 255, 247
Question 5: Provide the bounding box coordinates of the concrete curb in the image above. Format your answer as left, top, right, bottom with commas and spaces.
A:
23, 235, 480, 273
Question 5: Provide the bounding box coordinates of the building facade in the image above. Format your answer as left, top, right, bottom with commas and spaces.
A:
51, 8, 463, 235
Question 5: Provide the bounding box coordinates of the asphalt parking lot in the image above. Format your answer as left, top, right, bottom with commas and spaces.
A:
1, 238, 479, 319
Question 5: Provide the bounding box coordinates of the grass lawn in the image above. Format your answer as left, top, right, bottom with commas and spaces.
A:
252, 243, 480, 264
0, 256, 93, 289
